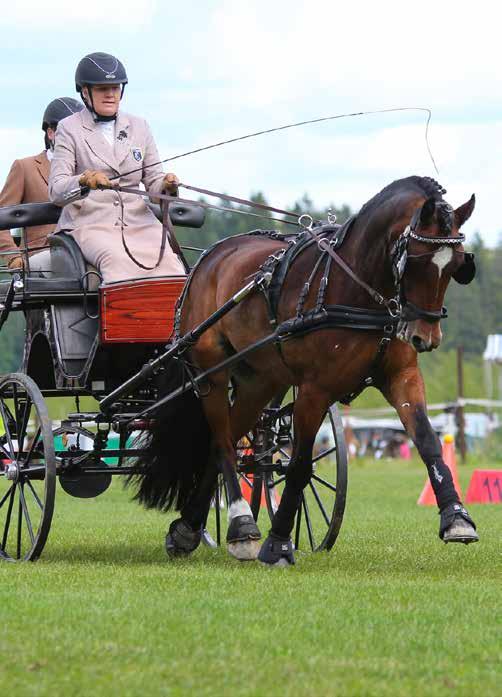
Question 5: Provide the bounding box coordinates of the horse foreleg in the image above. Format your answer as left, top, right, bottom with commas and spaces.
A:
383, 365, 478, 544
258, 384, 331, 566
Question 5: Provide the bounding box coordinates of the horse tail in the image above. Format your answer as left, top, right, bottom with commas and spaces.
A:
127, 362, 211, 512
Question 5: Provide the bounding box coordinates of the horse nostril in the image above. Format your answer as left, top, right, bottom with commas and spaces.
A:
412, 335, 425, 351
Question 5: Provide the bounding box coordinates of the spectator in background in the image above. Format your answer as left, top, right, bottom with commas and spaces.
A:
0, 98, 83, 269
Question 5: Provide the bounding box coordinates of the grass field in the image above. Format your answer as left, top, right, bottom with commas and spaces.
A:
1, 457, 500, 697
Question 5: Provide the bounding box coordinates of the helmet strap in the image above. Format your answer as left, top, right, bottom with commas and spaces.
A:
82, 84, 123, 123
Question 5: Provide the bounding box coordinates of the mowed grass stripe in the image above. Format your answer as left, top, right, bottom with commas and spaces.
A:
0, 459, 500, 697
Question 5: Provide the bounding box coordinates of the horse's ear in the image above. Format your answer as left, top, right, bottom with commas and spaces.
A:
419, 197, 436, 227
454, 194, 476, 228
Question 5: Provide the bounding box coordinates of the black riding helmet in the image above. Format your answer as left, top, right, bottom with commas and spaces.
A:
42, 97, 83, 149
42, 97, 83, 131
75, 52, 128, 121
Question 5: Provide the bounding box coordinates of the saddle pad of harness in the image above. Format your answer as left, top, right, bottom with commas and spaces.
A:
267, 216, 356, 320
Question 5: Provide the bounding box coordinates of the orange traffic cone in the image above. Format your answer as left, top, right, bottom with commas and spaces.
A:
417, 434, 463, 506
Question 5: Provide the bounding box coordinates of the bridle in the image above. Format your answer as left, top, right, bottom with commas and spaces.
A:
301, 202, 466, 325
389, 204, 466, 323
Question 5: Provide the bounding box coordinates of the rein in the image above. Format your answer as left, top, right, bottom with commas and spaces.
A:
115, 185, 300, 227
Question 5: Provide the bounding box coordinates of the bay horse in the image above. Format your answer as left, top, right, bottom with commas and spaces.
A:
132, 175, 478, 566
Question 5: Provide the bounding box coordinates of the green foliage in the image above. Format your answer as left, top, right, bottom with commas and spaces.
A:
442, 233, 502, 355
0, 312, 24, 373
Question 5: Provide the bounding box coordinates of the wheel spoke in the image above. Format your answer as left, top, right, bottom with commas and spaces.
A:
0, 398, 15, 458
17, 490, 22, 559
312, 473, 337, 493
302, 493, 315, 551
25, 480, 43, 510
19, 484, 35, 546
312, 445, 337, 464
309, 481, 330, 526
1, 484, 16, 550
24, 426, 42, 466
239, 473, 253, 488
272, 474, 286, 487
0, 483, 13, 509
279, 448, 292, 459
294, 501, 302, 551
18, 399, 33, 453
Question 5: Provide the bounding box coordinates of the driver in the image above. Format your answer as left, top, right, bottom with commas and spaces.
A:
49, 52, 185, 283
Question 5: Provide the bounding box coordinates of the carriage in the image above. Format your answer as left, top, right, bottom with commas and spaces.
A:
0, 199, 348, 562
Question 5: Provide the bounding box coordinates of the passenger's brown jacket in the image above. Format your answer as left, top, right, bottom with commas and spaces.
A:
0, 152, 56, 264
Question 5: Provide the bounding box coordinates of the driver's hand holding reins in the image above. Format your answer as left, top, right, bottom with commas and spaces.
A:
79, 170, 179, 193
79, 170, 117, 190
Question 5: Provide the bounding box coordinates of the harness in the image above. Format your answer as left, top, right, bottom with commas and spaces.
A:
173, 202, 467, 405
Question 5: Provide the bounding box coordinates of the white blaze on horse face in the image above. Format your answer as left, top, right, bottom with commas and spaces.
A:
431, 247, 453, 276
228, 497, 252, 522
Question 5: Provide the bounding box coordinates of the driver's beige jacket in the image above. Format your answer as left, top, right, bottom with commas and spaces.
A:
49, 108, 165, 231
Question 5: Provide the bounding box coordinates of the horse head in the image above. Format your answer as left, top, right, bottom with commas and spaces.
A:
393, 193, 476, 352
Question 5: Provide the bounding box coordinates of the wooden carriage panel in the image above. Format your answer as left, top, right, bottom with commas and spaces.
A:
100, 276, 187, 343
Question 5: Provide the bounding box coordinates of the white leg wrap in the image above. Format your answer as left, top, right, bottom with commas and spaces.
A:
228, 497, 252, 522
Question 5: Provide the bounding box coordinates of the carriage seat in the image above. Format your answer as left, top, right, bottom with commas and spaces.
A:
49, 233, 101, 291
19, 240, 98, 289
0, 198, 205, 303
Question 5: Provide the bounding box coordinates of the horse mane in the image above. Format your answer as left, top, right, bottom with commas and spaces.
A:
357, 176, 453, 234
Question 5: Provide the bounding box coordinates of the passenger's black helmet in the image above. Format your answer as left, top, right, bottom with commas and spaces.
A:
42, 97, 83, 130
75, 52, 128, 92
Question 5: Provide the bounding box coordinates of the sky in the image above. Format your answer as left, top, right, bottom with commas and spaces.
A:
1, 0, 501, 246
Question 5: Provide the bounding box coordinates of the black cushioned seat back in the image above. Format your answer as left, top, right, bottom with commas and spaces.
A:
0, 200, 206, 230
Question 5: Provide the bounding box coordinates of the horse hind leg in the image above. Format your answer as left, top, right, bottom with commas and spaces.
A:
202, 378, 262, 561
165, 458, 219, 557
258, 384, 331, 567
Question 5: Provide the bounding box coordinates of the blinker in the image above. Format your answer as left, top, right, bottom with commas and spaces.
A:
452, 252, 476, 285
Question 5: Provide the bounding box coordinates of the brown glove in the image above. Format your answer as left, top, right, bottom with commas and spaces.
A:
79, 170, 114, 190
162, 173, 179, 195
8, 256, 24, 270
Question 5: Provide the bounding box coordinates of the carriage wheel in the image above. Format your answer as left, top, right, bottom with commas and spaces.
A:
261, 396, 348, 552
0, 374, 56, 562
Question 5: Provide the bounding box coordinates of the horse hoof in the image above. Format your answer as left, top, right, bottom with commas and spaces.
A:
258, 534, 295, 567
228, 539, 262, 561
165, 518, 202, 557
439, 503, 479, 545
226, 515, 261, 561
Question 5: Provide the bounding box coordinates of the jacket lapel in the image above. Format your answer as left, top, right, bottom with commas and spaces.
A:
34, 152, 50, 185
115, 112, 132, 168
81, 108, 120, 174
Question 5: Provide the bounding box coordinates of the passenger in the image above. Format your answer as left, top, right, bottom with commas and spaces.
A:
0, 98, 83, 269
49, 52, 185, 284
